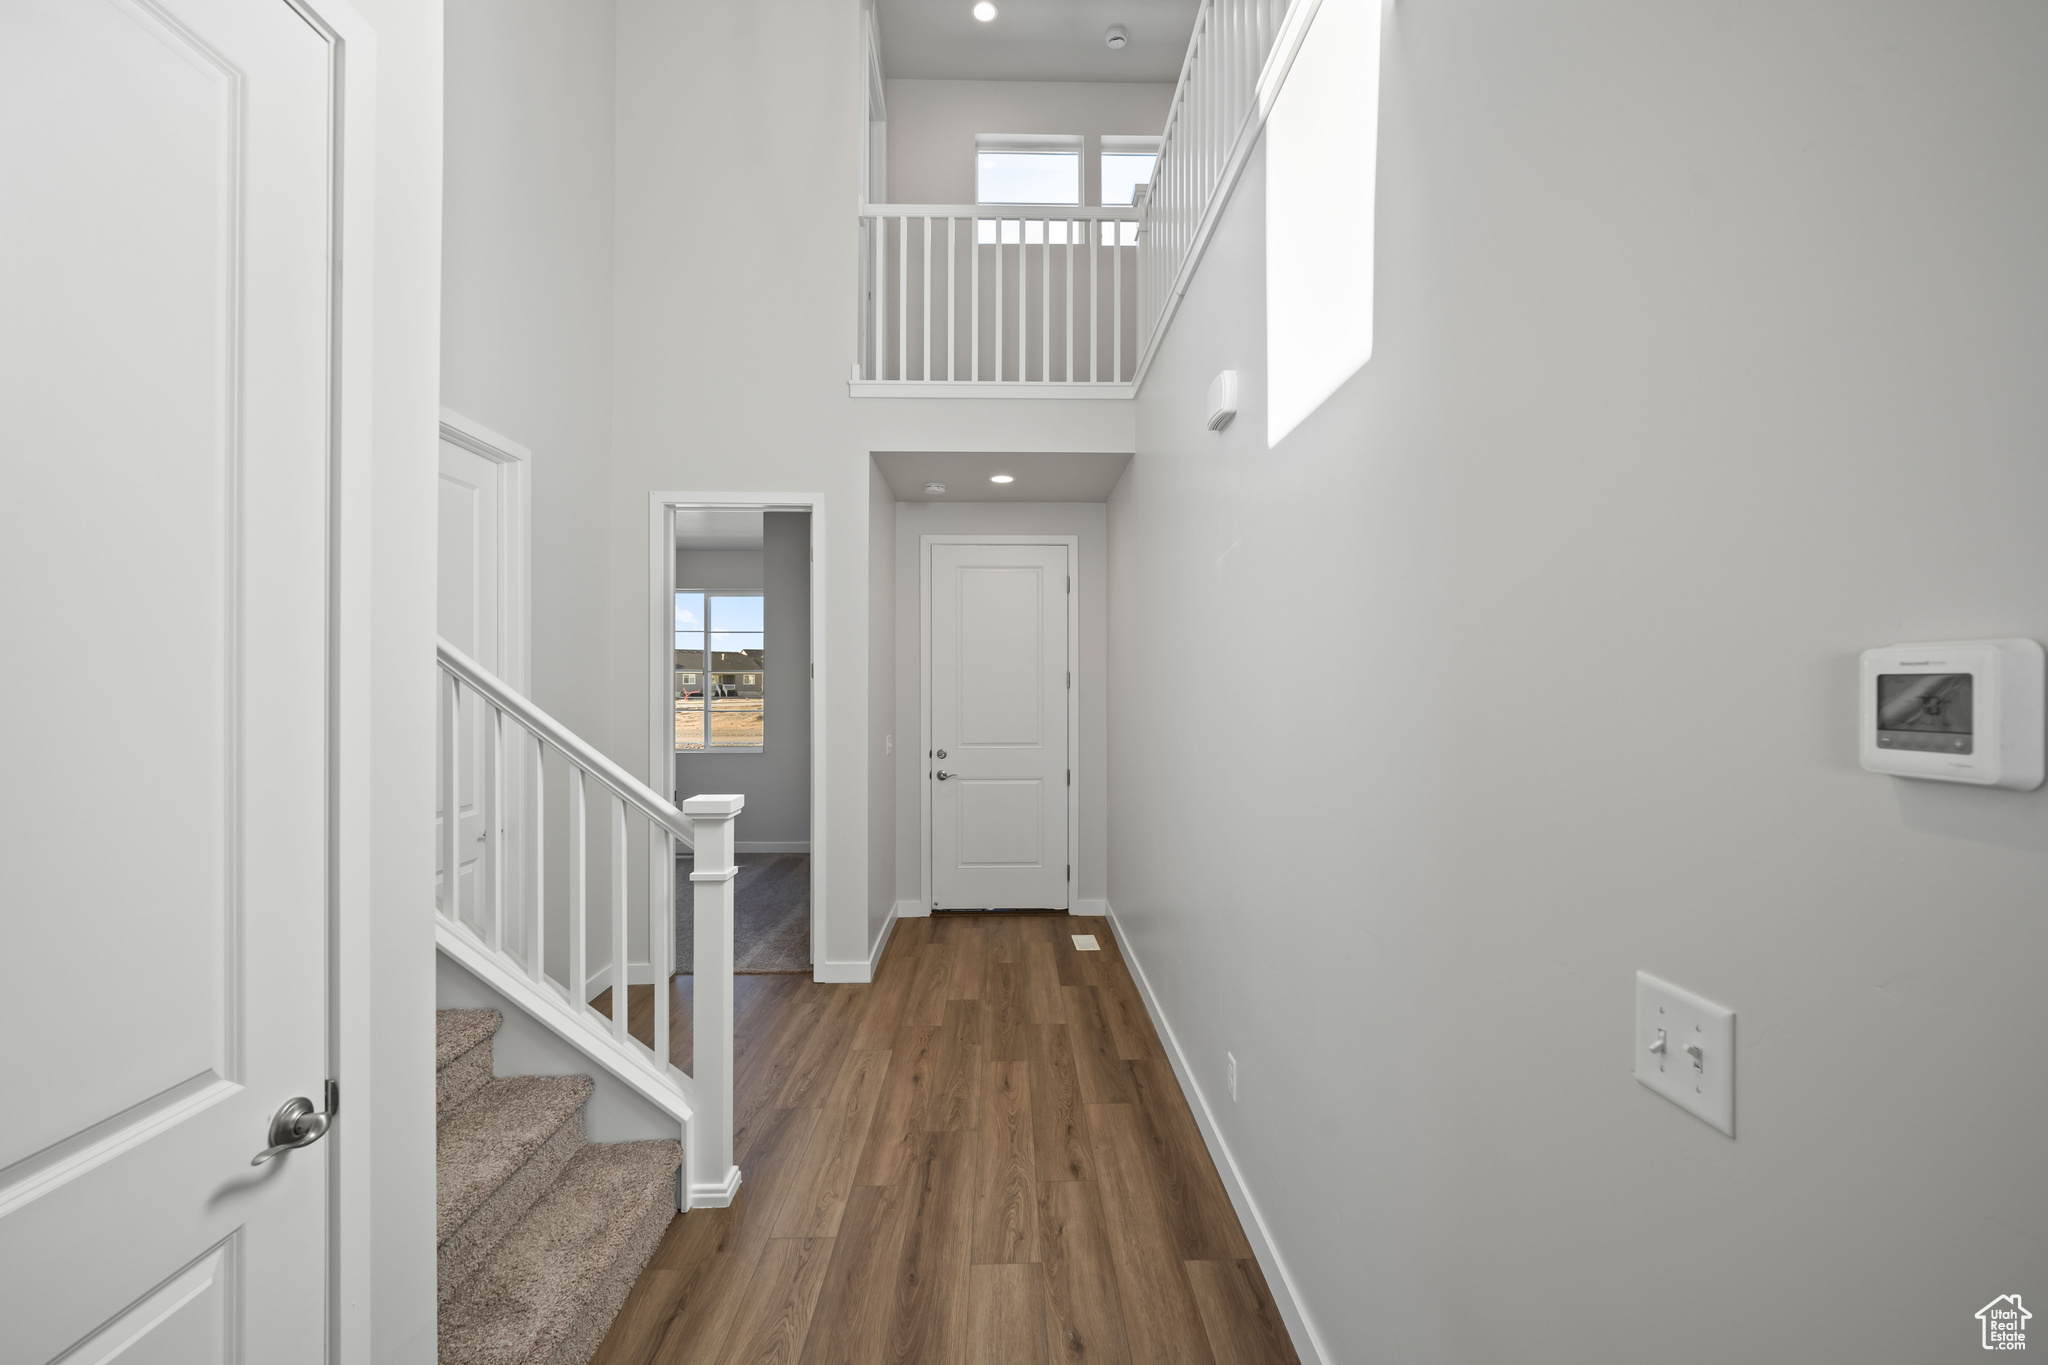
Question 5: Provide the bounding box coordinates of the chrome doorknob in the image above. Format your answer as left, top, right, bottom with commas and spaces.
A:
251, 1086, 336, 1166
936, 770, 954, 780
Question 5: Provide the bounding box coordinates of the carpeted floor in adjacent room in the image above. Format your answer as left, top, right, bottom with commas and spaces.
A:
674, 852, 809, 974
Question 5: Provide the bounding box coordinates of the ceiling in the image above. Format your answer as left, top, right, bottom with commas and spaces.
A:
874, 449, 1133, 502
877, 0, 1199, 83
675, 508, 764, 551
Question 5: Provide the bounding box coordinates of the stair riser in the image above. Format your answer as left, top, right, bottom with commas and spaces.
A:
439, 1115, 587, 1305
541, 1178, 677, 1365
438, 1040, 494, 1119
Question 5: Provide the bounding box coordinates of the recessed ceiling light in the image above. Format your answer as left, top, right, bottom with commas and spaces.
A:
924, 481, 947, 495
989, 474, 1014, 484
1104, 25, 1128, 49
972, 2, 997, 20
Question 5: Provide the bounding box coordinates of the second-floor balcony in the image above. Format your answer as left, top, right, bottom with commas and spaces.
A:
853, 203, 1144, 397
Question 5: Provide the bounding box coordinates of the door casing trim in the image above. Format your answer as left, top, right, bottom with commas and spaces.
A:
918, 534, 1081, 915
648, 493, 829, 975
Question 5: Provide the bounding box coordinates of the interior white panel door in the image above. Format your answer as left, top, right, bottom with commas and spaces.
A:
437, 440, 501, 936
0, 0, 336, 1360
930, 544, 1070, 910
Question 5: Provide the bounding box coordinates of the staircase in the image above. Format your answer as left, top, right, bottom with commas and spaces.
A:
436, 1008, 681, 1365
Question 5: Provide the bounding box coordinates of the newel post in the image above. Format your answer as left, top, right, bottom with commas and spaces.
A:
683, 793, 743, 1206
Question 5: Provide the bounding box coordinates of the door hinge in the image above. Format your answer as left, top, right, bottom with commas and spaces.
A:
1067, 768, 1071, 785
1066, 864, 1071, 881
1067, 671, 1071, 689
1067, 576, 1071, 593
810, 663, 815, 678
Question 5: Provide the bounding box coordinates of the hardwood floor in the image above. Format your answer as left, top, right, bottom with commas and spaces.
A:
588, 914, 1300, 1365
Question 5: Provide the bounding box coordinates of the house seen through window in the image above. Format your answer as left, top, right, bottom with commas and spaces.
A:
675, 591, 765, 749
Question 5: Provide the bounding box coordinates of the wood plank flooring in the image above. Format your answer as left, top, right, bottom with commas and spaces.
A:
587, 914, 1299, 1365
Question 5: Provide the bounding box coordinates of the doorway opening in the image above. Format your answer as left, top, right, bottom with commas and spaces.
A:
653, 499, 822, 983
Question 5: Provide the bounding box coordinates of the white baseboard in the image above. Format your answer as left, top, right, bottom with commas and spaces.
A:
689, 1164, 743, 1209
1073, 898, 1108, 917
895, 898, 930, 919
732, 840, 809, 854
1101, 900, 1331, 1365
814, 899, 905, 983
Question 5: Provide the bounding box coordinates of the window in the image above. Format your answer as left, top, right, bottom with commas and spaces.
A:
1266, 0, 1382, 445
977, 134, 1082, 244
1101, 135, 1158, 245
675, 592, 765, 750
976, 134, 1082, 205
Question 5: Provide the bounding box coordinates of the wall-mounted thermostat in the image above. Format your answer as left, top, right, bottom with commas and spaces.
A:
1859, 638, 2044, 790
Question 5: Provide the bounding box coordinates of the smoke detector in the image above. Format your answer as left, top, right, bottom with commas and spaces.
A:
1104, 25, 1127, 49
923, 481, 947, 495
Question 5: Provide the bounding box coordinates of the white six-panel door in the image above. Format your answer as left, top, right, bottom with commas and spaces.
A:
929, 543, 1071, 910
0, 0, 337, 1359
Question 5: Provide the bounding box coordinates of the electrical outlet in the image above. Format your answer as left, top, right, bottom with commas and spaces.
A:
1226, 1052, 1237, 1101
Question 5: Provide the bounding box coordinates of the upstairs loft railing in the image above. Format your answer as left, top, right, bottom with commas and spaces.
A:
854, 0, 1315, 395
435, 638, 742, 1208
1136, 0, 1296, 376
856, 205, 1142, 389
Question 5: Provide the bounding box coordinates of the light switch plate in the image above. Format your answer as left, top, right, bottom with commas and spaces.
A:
1635, 971, 1735, 1136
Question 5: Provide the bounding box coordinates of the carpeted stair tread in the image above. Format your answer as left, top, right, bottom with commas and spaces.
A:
438, 1139, 682, 1365
438, 1008, 503, 1070
438, 1075, 593, 1245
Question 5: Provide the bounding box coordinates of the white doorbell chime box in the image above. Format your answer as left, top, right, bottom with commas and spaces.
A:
1858, 638, 2044, 790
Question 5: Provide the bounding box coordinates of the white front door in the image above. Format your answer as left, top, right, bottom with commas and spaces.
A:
0, 0, 337, 1359
930, 543, 1071, 910
437, 437, 503, 933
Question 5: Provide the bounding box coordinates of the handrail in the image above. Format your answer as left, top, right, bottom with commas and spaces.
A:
861, 202, 1141, 220
437, 638, 692, 850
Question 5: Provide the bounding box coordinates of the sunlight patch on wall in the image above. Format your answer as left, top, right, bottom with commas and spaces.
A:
1266, 0, 1383, 447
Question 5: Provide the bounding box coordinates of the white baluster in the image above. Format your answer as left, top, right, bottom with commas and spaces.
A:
1065, 220, 1075, 382
947, 217, 957, 381
1114, 224, 1124, 382
972, 217, 982, 381
896, 215, 907, 382
484, 702, 503, 952
922, 215, 932, 381
870, 214, 884, 380
439, 672, 459, 923
651, 814, 669, 1068
610, 792, 629, 1043
1090, 221, 1100, 382
995, 222, 1004, 381
529, 732, 545, 980
684, 794, 742, 1207
569, 767, 587, 1012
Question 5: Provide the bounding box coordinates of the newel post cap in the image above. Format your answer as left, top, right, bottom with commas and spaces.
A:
682, 793, 745, 819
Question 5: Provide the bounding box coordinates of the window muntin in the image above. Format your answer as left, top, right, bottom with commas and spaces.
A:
675, 591, 765, 750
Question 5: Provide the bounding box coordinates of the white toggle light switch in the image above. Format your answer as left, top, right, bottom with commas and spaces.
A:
1635, 971, 1735, 1136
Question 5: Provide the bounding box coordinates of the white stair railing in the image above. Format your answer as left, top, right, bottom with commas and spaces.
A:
856, 205, 1142, 386
434, 638, 742, 1208
1136, 0, 1301, 376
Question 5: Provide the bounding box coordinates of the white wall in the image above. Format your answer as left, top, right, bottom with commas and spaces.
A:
674, 548, 764, 592
895, 501, 1109, 909
1108, 3, 2048, 1362
441, 0, 617, 739
868, 464, 899, 943
884, 78, 1174, 205
673, 514, 813, 847
351, 0, 441, 1357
